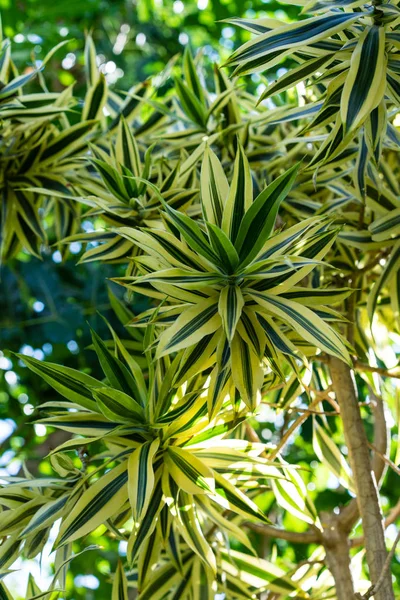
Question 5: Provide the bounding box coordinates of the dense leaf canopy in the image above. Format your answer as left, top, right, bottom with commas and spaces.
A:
0, 1, 399, 599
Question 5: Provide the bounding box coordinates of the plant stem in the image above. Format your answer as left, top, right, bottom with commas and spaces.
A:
329, 357, 394, 600
322, 512, 356, 600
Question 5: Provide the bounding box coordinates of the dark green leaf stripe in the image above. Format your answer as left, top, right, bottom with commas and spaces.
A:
346, 26, 382, 130
258, 295, 340, 356
228, 13, 358, 64
14, 191, 44, 240
90, 329, 139, 398
17, 355, 99, 410
93, 388, 144, 422
226, 286, 240, 338
220, 550, 296, 591
41, 418, 117, 431
58, 470, 128, 545
240, 311, 261, 356
369, 243, 400, 318
178, 497, 212, 559
175, 78, 207, 127
184, 47, 204, 102
168, 450, 212, 492
0, 70, 39, 97
148, 231, 203, 270
206, 223, 238, 272
214, 475, 267, 522
175, 334, 215, 383
21, 495, 69, 536
1, 504, 39, 531
0, 539, 20, 570
139, 530, 159, 587
236, 164, 299, 264
129, 481, 163, 562
139, 554, 192, 600
205, 158, 223, 224
0, 582, 12, 600
230, 147, 248, 244
171, 402, 208, 436
85, 74, 106, 120
109, 84, 147, 130
137, 443, 151, 516
156, 393, 200, 424
241, 340, 254, 400
163, 203, 219, 264
256, 313, 296, 355
165, 303, 218, 350
370, 211, 400, 235
262, 55, 333, 99
41, 121, 94, 161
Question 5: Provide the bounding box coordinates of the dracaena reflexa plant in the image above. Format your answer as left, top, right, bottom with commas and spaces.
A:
172, 46, 242, 148
0, 35, 108, 263
2, 3, 400, 598
61, 117, 198, 266
225, 0, 400, 169
114, 143, 351, 414
9, 325, 305, 589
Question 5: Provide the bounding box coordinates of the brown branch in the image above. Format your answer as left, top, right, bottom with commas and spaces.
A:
245, 422, 263, 445
368, 442, 400, 477
351, 497, 400, 548
329, 357, 394, 600
385, 498, 400, 528
267, 396, 321, 460
288, 407, 338, 416
322, 512, 357, 600
339, 386, 389, 532
244, 521, 321, 544
360, 529, 400, 600
353, 359, 400, 380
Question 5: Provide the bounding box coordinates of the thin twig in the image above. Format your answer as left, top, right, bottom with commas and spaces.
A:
351, 498, 400, 548
353, 359, 400, 380
244, 521, 321, 544
267, 396, 322, 460
360, 529, 400, 599
367, 442, 400, 477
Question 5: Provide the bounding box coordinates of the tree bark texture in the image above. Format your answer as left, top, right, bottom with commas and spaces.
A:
329, 357, 394, 600
322, 512, 356, 600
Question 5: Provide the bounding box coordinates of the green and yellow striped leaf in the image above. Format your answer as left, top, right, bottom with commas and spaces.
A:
56, 461, 128, 547
90, 328, 140, 397
226, 13, 359, 75
92, 387, 145, 424
17, 355, 99, 411
206, 222, 239, 273
368, 241, 400, 321
175, 77, 207, 128
127, 479, 163, 565
219, 285, 244, 342
200, 146, 229, 227
212, 472, 270, 524
165, 446, 215, 495
128, 439, 160, 521
82, 72, 107, 121
112, 562, 129, 600
234, 163, 300, 266
222, 141, 252, 244
231, 333, 264, 410
168, 486, 216, 573
251, 293, 351, 363
341, 25, 387, 133
156, 297, 220, 357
